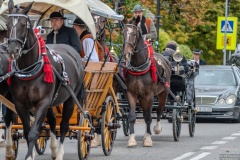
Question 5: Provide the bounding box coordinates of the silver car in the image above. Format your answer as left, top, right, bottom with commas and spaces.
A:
195, 65, 240, 122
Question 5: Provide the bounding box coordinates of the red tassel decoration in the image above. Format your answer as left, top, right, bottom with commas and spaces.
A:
145, 40, 157, 82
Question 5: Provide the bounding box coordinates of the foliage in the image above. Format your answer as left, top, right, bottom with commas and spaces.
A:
102, 0, 240, 65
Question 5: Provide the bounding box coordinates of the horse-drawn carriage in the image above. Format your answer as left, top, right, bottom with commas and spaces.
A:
118, 17, 199, 144
0, 0, 124, 159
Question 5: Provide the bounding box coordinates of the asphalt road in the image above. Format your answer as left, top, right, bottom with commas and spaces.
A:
0, 119, 240, 160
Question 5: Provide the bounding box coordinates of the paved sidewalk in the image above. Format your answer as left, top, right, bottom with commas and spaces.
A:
0, 122, 5, 147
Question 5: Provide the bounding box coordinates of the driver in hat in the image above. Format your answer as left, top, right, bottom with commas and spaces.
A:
46, 12, 81, 53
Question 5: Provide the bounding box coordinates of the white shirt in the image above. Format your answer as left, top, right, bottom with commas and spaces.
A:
82, 38, 99, 62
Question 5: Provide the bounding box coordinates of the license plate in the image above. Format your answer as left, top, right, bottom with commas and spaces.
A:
196, 107, 212, 112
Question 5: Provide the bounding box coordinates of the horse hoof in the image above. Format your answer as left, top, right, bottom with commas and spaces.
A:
91, 139, 98, 148
128, 134, 137, 147
143, 133, 153, 147
5, 154, 15, 160
52, 157, 56, 160
153, 125, 162, 135
127, 141, 137, 147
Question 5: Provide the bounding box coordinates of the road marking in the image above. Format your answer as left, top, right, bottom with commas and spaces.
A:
212, 141, 228, 144
222, 137, 237, 140
231, 133, 240, 136
189, 152, 211, 160
200, 146, 218, 149
172, 152, 195, 160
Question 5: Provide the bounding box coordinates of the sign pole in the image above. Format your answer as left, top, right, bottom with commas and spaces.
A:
223, 0, 228, 65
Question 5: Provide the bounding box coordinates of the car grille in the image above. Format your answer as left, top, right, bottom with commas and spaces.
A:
196, 96, 217, 105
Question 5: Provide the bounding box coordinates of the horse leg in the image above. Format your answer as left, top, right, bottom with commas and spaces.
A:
56, 98, 74, 160
127, 92, 137, 147
153, 92, 168, 135
140, 96, 153, 147
4, 108, 15, 160
25, 104, 48, 160
46, 108, 57, 159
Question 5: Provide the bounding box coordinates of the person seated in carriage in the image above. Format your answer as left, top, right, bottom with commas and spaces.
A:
73, 18, 104, 62
46, 12, 81, 53
162, 41, 189, 75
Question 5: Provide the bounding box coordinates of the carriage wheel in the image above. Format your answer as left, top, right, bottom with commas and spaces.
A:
78, 111, 92, 160
188, 96, 196, 137
172, 109, 181, 141
101, 96, 117, 156
35, 137, 47, 155
121, 107, 129, 136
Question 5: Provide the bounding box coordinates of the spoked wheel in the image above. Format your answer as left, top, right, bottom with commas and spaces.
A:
172, 109, 181, 141
121, 107, 129, 136
101, 96, 117, 156
35, 137, 47, 155
188, 96, 196, 137
78, 111, 92, 160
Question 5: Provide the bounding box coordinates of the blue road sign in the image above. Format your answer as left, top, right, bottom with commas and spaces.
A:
221, 20, 234, 33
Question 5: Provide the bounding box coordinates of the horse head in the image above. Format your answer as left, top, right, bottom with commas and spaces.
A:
7, 0, 33, 60
92, 14, 107, 41
122, 15, 142, 61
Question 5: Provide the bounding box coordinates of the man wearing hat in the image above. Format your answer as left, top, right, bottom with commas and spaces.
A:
46, 12, 81, 53
163, 41, 189, 74
193, 49, 206, 65
72, 18, 100, 62
129, 4, 157, 41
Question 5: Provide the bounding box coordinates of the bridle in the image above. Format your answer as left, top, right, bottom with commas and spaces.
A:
123, 24, 149, 56
7, 13, 37, 56
122, 24, 151, 72
94, 16, 107, 41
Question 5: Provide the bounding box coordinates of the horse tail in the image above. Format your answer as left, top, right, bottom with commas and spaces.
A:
77, 83, 86, 107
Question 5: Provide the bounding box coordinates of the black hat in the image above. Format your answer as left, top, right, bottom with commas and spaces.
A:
72, 18, 86, 26
193, 49, 202, 55
47, 12, 67, 20
165, 42, 177, 51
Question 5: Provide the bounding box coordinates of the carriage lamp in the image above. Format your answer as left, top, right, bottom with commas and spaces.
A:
110, 46, 117, 57
226, 95, 237, 105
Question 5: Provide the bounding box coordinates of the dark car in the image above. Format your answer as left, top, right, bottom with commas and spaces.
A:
195, 65, 240, 122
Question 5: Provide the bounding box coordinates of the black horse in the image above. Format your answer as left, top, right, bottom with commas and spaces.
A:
122, 16, 171, 147
6, 1, 85, 159
0, 44, 20, 160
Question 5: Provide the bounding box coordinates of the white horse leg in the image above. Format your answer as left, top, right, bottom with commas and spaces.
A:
55, 143, 64, 160
143, 133, 152, 147
153, 121, 162, 135
50, 131, 57, 159
128, 134, 137, 147
5, 122, 15, 160
91, 133, 101, 148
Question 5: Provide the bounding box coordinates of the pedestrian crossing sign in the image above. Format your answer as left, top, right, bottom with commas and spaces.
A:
221, 20, 233, 33
216, 17, 238, 50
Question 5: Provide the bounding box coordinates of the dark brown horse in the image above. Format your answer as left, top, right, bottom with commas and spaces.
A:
6, 1, 85, 159
122, 16, 171, 147
0, 44, 20, 159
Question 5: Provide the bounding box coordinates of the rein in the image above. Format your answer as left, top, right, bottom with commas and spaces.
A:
7, 14, 37, 57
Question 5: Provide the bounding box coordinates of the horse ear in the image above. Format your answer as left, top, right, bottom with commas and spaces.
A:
135, 15, 141, 25
8, 0, 14, 13
22, 2, 33, 15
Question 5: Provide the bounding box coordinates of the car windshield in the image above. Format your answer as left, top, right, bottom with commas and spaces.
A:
195, 69, 236, 86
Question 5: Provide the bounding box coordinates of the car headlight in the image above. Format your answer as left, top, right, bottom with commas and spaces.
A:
226, 95, 237, 105
218, 98, 225, 105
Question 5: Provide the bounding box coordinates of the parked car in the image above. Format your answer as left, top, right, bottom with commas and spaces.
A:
195, 65, 240, 122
